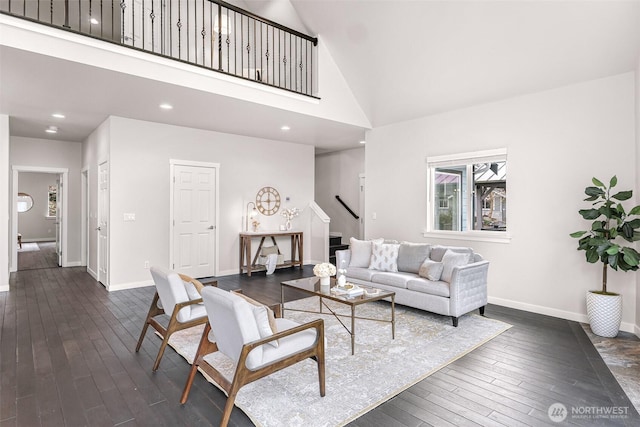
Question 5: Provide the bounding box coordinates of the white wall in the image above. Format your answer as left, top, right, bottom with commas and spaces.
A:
10, 137, 83, 265
315, 147, 364, 243
0, 115, 9, 292
17, 172, 58, 241
100, 116, 314, 289
365, 73, 638, 332
82, 119, 110, 279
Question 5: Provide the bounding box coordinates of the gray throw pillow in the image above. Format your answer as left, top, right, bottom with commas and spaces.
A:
397, 242, 431, 273
441, 250, 470, 282
430, 245, 474, 263
418, 259, 444, 281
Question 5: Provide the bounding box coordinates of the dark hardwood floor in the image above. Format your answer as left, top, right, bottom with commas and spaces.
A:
17, 242, 58, 271
1, 259, 639, 426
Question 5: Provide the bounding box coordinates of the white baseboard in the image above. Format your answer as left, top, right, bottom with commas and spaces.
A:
108, 280, 154, 292
489, 296, 635, 334
634, 325, 640, 339
86, 267, 97, 280
64, 261, 82, 267
0, 284, 9, 293
22, 238, 55, 243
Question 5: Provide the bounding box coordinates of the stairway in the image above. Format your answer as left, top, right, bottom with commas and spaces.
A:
329, 233, 349, 265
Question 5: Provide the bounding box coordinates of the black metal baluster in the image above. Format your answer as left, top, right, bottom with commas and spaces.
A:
246, 16, 250, 79
226, 9, 230, 72
132, 0, 135, 46
111, 0, 115, 43
151, 0, 156, 53
253, 19, 256, 80
201, 0, 205, 65
289, 33, 292, 90
265, 24, 269, 85
259, 21, 262, 82
52, 0, 56, 26
36, 0, 39, 20
233, 12, 236, 75
142, 0, 145, 48
100, 0, 103, 38
120, 1, 125, 43
280, 29, 284, 88
160, 0, 164, 54
177, 0, 182, 58
209, 3, 215, 69
240, 14, 243, 78
89, 0, 93, 35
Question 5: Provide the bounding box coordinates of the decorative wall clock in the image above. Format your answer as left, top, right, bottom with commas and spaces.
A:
256, 186, 281, 216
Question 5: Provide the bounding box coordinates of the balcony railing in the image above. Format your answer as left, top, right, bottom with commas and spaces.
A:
0, 0, 318, 97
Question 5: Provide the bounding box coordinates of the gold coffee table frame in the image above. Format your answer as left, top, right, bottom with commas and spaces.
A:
281, 277, 395, 355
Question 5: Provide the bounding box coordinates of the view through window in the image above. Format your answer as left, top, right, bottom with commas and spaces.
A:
428, 150, 507, 233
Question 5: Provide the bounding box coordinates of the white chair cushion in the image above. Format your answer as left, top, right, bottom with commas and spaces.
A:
260, 318, 318, 366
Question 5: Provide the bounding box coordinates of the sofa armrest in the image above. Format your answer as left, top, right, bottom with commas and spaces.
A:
449, 260, 489, 317
335, 249, 351, 268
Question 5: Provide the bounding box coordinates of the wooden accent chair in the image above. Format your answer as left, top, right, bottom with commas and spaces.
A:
135, 266, 214, 371
180, 286, 325, 427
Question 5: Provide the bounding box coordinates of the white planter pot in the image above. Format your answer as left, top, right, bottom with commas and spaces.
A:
586, 291, 622, 338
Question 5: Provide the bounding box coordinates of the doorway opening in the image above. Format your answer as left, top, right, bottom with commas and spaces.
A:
11, 166, 68, 272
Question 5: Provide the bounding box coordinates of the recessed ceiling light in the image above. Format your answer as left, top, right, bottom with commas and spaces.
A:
281, 125, 290, 131
159, 103, 173, 110
359, 140, 366, 144
45, 126, 58, 134
51, 113, 65, 119
90, 18, 99, 25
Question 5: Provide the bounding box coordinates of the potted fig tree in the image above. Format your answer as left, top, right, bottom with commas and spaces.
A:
570, 176, 640, 337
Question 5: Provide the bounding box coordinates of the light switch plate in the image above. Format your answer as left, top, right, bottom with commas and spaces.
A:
123, 213, 136, 221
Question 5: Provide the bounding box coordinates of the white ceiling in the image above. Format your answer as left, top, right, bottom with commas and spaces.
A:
3, 1, 640, 151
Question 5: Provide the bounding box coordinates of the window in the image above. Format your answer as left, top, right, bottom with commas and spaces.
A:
426, 149, 507, 237
47, 185, 57, 218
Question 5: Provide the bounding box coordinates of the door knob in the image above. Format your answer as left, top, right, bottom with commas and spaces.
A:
208, 225, 215, 230
96, 226, 101, 231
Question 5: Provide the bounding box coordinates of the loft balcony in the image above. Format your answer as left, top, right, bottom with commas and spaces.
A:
0, 0, 318, 98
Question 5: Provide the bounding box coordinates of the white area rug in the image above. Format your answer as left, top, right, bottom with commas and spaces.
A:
17, 243, 40, 252
167, 297, 511, 427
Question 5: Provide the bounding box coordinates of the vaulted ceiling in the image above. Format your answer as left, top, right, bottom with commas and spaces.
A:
3, 1, 640, 151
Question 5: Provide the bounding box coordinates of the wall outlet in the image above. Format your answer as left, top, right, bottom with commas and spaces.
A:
144, 261, 150, 269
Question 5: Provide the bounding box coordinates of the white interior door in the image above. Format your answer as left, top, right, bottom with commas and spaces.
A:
172, 164, 217, 278
98, 162, 109, 286
55, 175, 62, 266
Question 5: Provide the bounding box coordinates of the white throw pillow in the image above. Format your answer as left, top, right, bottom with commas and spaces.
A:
441, 250, 470, 283
349, 237, 383, 267
418, 259, 444, 281
369, 242, 400, 272
183, 280, 202, 301
251, 305, 278, 348
235, 292, 279, 348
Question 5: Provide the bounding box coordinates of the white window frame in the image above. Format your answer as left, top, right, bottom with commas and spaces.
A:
424, 148, 511, 244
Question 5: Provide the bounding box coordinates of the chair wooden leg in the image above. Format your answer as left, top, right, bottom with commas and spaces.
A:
180, 359, 200, 404
220, 386, 241, 427
181, 323, 212, 404
152, 333, 171, 371
135, 320, 151, 352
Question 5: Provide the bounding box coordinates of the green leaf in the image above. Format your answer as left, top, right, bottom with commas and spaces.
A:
629, 206, 640, 215
584, 195, 599, 202
622, 248, 640, 267
599, 206, 614, 218
585, 186, 604, 197
593, 177, 605, 187
627, 219, 640, 229
570, 231, 587, 238
586, 247, 599, 263
609, 254, 619, 269
622, 222, 634, 239
591, 221, 604, 231
610, 228, 618, 239
613, 190, 632, 201
609, 176, 617, 188
606, 246, 619, 255
579, 209, 601, 220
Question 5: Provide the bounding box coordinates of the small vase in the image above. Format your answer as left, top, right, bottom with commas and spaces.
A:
285, 219, 292, 230
320, 276, 330, 287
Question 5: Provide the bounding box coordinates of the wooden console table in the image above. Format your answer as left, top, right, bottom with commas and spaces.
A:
239, 230, 303, 276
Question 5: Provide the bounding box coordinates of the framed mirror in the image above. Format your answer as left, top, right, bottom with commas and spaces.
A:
17, 192, 34, 213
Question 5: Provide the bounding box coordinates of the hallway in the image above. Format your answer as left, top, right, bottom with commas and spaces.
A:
17, 241, 58, 271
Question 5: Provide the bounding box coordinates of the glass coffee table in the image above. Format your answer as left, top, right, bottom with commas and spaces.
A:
280, 277, 395, 355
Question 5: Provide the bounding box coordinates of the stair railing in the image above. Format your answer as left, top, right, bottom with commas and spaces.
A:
335, 195, 359, 220
0, 0, 318, 97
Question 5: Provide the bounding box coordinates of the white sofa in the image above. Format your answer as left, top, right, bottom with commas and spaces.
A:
335, 239, 489, 326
